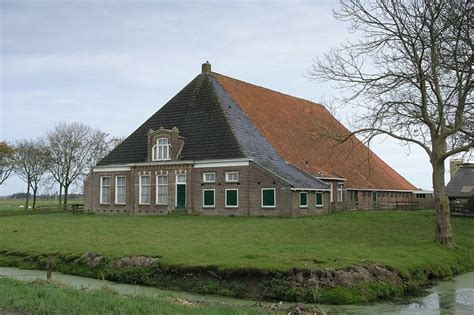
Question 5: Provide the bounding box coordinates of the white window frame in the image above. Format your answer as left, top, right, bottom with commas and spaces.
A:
202, 189, 215, 208
139, 175, 151, 205
152, 138, 171, 161
156, 175, 168, 205
337, 184, 344, 202
329, 183, 334, 202
203, 172, 216, 183
100, 176, 111, 204
261, 188, 276, 208
115, 176, 126, 205
225, 171, 239, 182
225, 189, 239, 208
316, 192, 324, 207
299, 192, 308, 208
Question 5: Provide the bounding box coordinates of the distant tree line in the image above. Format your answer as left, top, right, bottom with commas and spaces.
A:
0, 122, 122, 210
0, 192, 83, 200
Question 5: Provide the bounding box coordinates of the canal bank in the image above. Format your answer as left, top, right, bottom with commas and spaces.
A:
0, 249, 473, 306
1, 267, 473, 314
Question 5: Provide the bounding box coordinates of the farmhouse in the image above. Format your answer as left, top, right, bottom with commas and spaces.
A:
84, 62, 417, 215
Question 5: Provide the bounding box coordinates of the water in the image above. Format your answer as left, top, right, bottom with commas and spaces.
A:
1, 267, 473, 314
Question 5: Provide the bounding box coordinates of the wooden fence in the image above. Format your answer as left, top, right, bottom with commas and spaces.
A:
331, 201, 419, 212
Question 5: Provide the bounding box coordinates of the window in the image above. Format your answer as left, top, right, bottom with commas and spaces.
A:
115, 176, 126, 204
337, 184, 344, 202
349, 190, 358, 202
225, 189, 238, 208
372, 191, 379, 203
203, 189, 215, 208
156, 175, 168, 205
299, 192, 308, 208
139, 175, 151, 204
316, 192, 323, 207
176, 174, 186, 184
261, 188, 276, 208
100, 176, 110, 204
203, 173, 216, 183
152, 138, 170, 161
225, 172, 239, 182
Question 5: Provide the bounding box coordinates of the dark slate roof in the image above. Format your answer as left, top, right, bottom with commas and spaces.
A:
446, 164, 474, 198
211, 75, 329, 190
98, 74, 244, 165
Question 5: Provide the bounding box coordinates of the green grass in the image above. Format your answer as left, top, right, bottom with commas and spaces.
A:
0, 277, 265, 315
0, 210, 472, 275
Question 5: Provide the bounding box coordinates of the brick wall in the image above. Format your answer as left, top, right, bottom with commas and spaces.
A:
84, 162, 338, 216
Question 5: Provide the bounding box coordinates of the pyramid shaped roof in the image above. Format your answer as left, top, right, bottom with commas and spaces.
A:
98, 67, 416, 191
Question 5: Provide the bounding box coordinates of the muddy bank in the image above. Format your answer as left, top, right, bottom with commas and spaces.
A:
0, 251, 456, 304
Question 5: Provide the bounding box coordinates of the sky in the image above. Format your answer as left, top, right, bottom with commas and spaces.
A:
0, 0, 439, 195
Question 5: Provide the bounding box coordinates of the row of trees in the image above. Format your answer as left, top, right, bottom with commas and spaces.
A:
0, 122, 121, 210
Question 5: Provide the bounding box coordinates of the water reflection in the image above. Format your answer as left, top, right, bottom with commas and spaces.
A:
0, 267, 473, 314
322, 272, 474, 314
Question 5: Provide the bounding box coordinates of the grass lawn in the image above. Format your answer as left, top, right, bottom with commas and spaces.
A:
0, 210, 472, 275
0, 277, 265, 315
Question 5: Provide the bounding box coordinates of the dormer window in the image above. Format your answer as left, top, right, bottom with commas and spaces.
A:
152, 138, 170, 161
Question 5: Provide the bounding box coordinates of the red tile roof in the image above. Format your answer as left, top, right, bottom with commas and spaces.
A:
215, 73, 417, 190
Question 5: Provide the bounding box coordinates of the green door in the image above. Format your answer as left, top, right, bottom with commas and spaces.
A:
176, 184, 186, 209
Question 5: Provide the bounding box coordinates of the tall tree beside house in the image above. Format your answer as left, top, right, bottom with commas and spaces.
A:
42, 122, 113, 206
309, 0, 472, 247
0, 141, 15, 185
13, 140, 49, 210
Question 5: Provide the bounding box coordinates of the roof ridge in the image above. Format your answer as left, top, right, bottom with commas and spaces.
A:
212, 72, 329, 111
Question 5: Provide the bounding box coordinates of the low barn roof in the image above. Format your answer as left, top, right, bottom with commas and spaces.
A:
447, 164, 474, 198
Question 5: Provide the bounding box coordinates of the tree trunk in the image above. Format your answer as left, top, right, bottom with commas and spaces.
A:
432, 159, 456, 247
32, 185, 37, 210
63, 184, 69, 207
58, 185, 62, 207
25, 179, 31, 211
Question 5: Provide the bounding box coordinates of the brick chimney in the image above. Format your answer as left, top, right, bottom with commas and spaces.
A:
201, 61, 211, 73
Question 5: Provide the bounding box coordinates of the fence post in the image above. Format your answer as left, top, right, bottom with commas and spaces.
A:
46, 256, 53, 280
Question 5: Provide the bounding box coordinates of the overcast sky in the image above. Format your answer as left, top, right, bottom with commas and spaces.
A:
1, 0, 439, 195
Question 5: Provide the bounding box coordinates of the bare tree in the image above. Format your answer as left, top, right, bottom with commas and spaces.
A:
13, 140, 48, 210
309, 0, 472, 247
43, 122, 112, 206
0, 141, 15, 185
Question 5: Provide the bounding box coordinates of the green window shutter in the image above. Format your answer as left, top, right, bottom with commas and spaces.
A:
226, 190, 238, 207
203, 190, 214, 207
262, 189, 275, 207
300, 193, 308, 207
316, 192, 323, 206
